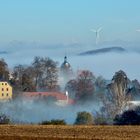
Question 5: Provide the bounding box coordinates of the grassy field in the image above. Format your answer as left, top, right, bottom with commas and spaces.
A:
0, 125, 140, 140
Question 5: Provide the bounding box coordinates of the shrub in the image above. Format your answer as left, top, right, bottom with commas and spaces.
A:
114, 110, 140, 125
94, 116, 108, 125
75, 111, 94, 125
0, 114, 11, 124
41, 119, 66, 125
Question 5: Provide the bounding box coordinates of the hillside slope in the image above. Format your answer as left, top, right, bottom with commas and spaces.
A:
79, 47, 126, 56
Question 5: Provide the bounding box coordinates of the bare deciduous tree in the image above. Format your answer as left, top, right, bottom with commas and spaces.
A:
101, 70, 131, 119
0, 58, 9, 81
12, 57, 59, 92
66, 70, 95, 102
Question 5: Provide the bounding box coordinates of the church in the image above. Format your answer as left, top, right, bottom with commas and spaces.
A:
58, 56, 74, 91
60, 56, 73, 82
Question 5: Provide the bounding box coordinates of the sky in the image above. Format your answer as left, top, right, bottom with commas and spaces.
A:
0, 0, 140, 44
0, 0, 139, 80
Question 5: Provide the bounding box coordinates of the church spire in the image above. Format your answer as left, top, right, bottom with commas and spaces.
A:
61, 55, 71, 71
64, 56, 67, 63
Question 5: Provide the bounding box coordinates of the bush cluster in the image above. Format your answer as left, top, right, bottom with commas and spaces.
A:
41, 119, 66, 125
0, 114, 11, 124
75, 111, 94, 125
114, 108, 140, 125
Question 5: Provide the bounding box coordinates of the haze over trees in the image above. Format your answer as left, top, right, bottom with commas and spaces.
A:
129, 79, 140, 100
11, 57, 59, 95
100, 70, 132, 123
0, 59, 9, 81
65, 70, 95, 103
0, 57, 140, 125
11, 65, 36, 93
31, 56, 59, 91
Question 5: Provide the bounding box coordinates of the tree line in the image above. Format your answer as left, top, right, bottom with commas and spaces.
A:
0, 57, 140, 124
0, 57, 59, 95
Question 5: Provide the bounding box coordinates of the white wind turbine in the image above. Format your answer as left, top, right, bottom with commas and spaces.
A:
91, 27, 102, 45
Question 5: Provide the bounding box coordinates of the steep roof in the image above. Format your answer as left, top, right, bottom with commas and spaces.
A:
22, 92, 75, 104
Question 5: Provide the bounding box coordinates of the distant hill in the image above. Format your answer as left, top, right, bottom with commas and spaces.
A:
0, 51, 8, 54
79, 47, 126, 56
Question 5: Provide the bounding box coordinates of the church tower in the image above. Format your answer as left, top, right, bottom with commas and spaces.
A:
60, 56, 73, 82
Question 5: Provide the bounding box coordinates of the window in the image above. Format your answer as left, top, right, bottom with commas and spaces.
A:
2, 88, 4, 91
2, 83, 4, 85
6, 88, 8, 91
6, 93, 8, 97
2, 93, 4, 96
5, 83, 7, 85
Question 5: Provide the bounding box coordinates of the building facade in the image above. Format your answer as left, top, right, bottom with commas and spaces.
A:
0, 82, 12, 100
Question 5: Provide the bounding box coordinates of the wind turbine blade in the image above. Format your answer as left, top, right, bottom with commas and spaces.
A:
90, 29, 96, 32
136, 29, 140, 32
97, 27, 102, 32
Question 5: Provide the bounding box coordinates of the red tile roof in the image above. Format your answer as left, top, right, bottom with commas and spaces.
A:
22, 92, 75, 105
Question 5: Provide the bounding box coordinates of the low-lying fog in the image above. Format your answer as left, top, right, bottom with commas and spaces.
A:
0, 99, 101, 124
0, 41, 139, 124
0, 41, 140, 80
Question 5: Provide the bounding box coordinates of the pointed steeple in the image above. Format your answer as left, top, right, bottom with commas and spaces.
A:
61, 55, 72, 72
64, 56, 67, 63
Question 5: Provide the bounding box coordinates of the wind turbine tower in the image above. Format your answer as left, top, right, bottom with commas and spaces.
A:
91, 27, 102, 45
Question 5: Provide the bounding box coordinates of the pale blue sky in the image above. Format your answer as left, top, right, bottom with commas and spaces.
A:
0, 0, 140, 44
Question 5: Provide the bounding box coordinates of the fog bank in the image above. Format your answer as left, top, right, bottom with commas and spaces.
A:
0, 41, 140, 80
0, 99, 101, 124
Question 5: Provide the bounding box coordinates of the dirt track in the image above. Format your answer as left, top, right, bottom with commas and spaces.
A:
0, 125, 140, 140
